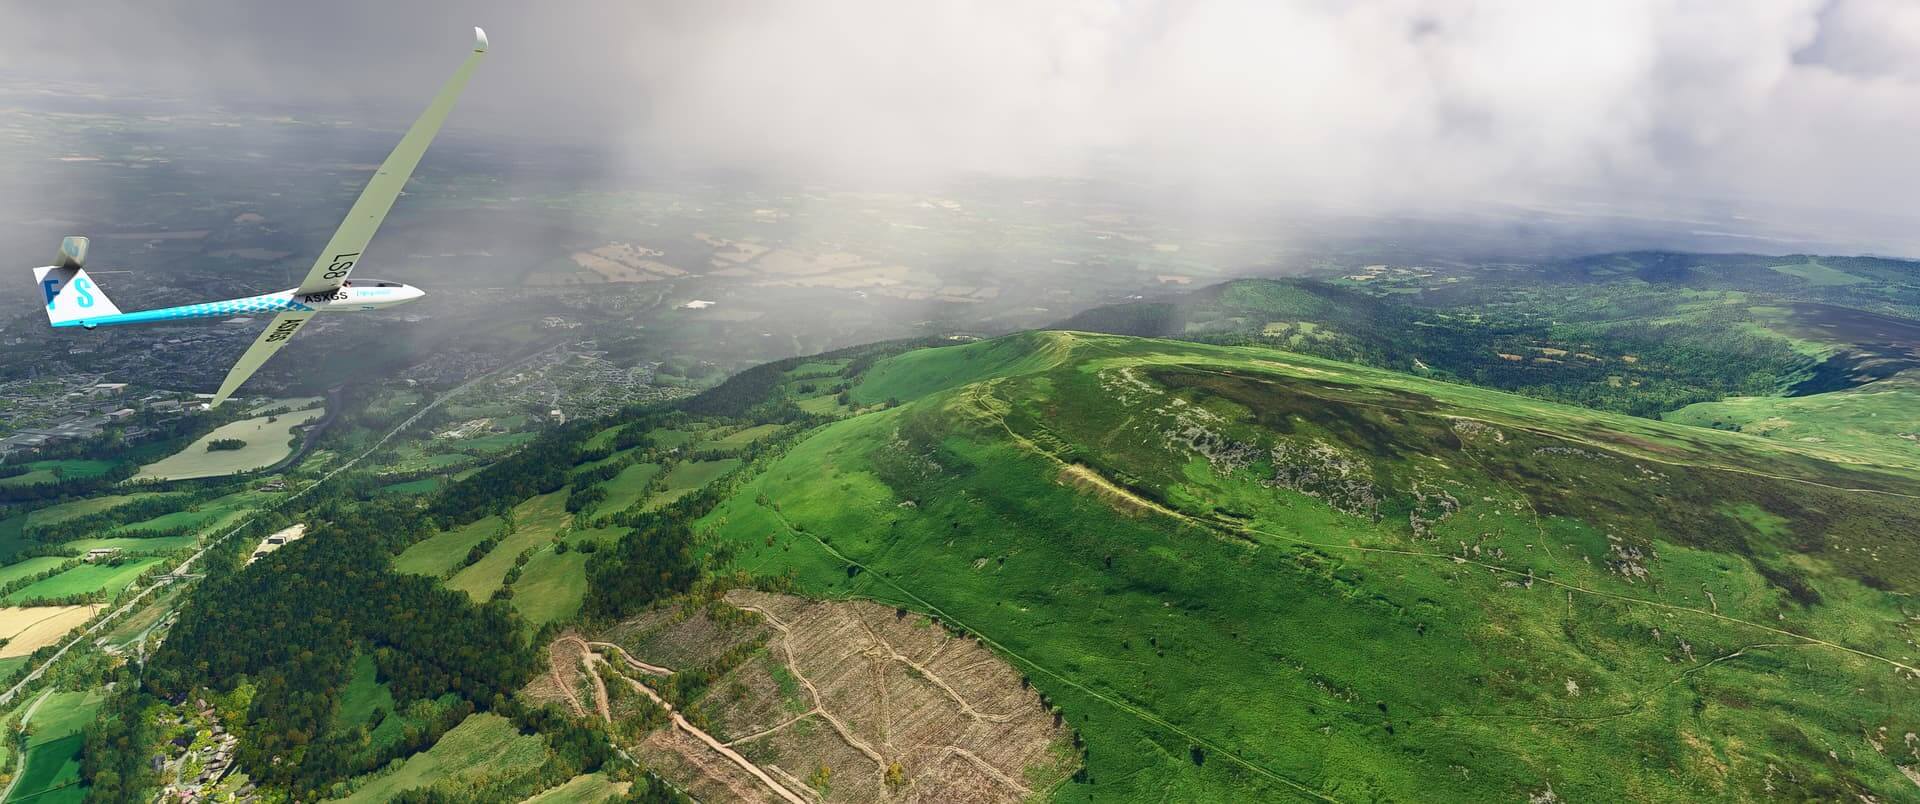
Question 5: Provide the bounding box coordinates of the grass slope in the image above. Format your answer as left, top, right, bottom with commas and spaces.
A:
522, 773, 627, 803
334, 714, 548, 803
594, 463, 662, 514
448, 492, 570, 603
22, 493, 174, 528
1667, 371, 1920, 470
3, 559, 162, 604
393, 516, 505, 578
698, 331, 1920, 802
10, 689, 104, 803
512, 547, 590, 627
644, 459, 739, 511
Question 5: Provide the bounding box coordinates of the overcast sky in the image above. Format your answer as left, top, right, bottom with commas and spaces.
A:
7, 1, 1920, 243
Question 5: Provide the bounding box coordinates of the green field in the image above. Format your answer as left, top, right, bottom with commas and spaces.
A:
1667, 372, 1920, 470
796, 393, 848, 415
593, 462, 661, 514
570, 447, 637, 476
643, 459, 739, 511
65, 535, 196, 555
97, 585, 184, 651
447, 492, 570, 602
9, 689, 104, 803
393, 515, 506, 578
334, 714, 549, 803
335, 653, 397, 735
584, 425, 624, 452
22, 493, 174, 528
510, 547, 590, 627
134, 405, 324, 480
1769, 259, 1868, 286
695, 332, 1920, 801
3, 558, 163, 604
698, 423, 782, 451
647, 429, 696, 449
109, 508, 223, 535
0, 557, 73, 588
378, 476, 444, 496
524, 773, 627, 803
0, 460, 116, 488
458, 432, 536, 454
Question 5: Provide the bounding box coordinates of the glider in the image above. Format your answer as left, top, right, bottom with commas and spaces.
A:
31, 27, 488, 407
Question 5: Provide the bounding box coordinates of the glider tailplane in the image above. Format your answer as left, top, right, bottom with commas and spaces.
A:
34, 237, 122, 327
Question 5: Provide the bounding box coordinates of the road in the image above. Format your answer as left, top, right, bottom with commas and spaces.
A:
0, 689, 54, 802
0, 342, 564, 708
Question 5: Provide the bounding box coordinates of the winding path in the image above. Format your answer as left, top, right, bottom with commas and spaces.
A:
585, 647, 809, 804
0, 690, 54, 803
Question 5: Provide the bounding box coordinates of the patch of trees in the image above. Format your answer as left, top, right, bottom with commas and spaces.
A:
206, 438, 247, 451
22, 492, 197, 543
565, 485, 606, 515
135, 497, 537, 797
582, 518, 699, 621
679, 337, 939, 418
429, 421, 598, 527
0, 461, 138, 503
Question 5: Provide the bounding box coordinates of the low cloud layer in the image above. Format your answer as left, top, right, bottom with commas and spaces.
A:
7, 1, 1920, 243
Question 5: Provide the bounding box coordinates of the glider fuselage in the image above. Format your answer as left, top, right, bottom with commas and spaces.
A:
48, 280, 424, 329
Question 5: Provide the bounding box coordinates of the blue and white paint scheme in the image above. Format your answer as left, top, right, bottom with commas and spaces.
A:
28, 28, 486, 407
36, 273, 427, 329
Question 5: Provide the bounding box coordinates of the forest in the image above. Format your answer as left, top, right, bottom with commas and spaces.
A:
88, 496, 539, 799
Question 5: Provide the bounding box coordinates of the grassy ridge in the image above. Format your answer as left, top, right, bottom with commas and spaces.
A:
697, 332, 1920, 801
1667, 372, 1920, 470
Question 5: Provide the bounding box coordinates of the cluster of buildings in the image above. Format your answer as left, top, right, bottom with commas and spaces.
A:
489, 342, 682, 421
156, 699, 251, 802
0, 376, 206, 460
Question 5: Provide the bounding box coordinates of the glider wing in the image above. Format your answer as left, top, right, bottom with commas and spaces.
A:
294, 27, 489, 295
210, 312, 316, 407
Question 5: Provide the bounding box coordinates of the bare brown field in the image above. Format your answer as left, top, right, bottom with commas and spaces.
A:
569, 242, 688, 283
601, 605, 770, 670
0, 604, 99, 658
716, 590, 1075, 802
697, 233, 771, 265
754, 265, 929, 292
532, 592, 1076, 802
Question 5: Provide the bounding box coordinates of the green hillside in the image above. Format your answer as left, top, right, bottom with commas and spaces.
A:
693, 331, 1920, 801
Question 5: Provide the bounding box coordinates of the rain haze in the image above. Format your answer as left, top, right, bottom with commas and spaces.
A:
6, 1, 1920, 252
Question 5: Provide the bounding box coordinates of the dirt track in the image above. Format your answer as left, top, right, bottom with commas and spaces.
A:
531, 592, 1077, 803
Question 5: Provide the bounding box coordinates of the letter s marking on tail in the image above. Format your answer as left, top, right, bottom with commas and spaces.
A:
73, 276, 95, 308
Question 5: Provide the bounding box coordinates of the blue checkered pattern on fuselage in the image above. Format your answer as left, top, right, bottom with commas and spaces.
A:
51, 293, 314, 328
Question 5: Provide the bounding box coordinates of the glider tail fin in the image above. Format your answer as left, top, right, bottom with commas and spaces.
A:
34, 237, 123, 327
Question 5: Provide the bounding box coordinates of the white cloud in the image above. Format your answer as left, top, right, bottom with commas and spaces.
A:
7, 0, 1920, 236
